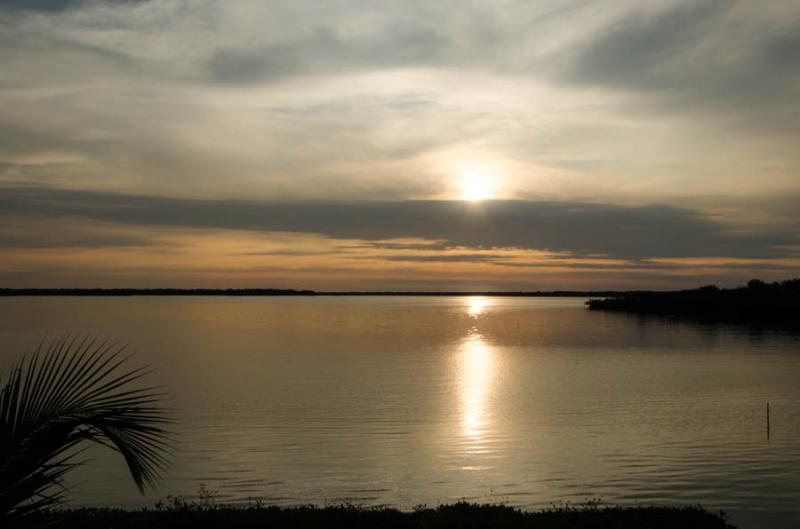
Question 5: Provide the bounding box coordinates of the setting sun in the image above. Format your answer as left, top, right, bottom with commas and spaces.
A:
457, 162, 496, 201
461, 179, 490, 201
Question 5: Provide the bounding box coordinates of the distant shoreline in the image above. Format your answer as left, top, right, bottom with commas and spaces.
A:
0, 288, 619, 297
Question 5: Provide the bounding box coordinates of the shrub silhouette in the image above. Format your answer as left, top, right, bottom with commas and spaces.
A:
0, 337, 171, 516
586, 278, 800, 325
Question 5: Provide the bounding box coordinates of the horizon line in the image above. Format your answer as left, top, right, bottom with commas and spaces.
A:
0, 287, 644, 297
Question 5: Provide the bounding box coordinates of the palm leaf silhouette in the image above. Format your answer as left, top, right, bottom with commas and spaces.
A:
0, 336, 172, 516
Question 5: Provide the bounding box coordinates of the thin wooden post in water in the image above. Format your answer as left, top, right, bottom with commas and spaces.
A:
766, 401, 770, 441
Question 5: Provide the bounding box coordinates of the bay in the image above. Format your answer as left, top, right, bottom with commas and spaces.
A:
1, 296, 798, 528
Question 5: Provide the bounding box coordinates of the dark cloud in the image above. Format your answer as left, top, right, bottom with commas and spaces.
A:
562, 0, 800, 121
375, 254, 665, 269
0, 0, 141, 12
2, 186, 796, 259
356, 241, 448, 251
0, 228, 154, 249
0, 214, 158, 249
207, 25, 446, 84
239, 250, 340, 257
565, 1, 730, 90
0, 0, 84, 12
380, 254, 505, 264
378, 253, 799, 271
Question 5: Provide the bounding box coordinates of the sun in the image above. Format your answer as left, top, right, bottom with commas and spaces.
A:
457, 162, 495, 201
461, 179, 490, 202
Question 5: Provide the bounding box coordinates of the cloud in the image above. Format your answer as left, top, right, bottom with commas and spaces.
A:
2, 186, 796, 259
0, 220, 155, 249
206, 25, 447, 84
380, 254, 505, 264
0, 1, 87, 12
0, 0, 799, 208
563, 1, 731, 90
561, 0, 800, 123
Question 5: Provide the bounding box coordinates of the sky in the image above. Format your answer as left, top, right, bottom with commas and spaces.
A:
1, 0, 799, 290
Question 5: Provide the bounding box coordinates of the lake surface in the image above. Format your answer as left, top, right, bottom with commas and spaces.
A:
1, 296, 799, 528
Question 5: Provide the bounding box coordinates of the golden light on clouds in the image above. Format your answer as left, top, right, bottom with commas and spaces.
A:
2, 214, 798, 290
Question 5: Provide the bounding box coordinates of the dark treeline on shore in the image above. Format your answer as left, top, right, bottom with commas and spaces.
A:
8, 503, 736, 529
0, 288, 624, 297
587, 279, 800, 324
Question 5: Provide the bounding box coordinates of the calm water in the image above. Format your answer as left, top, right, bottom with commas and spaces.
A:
1, 296, 799, 528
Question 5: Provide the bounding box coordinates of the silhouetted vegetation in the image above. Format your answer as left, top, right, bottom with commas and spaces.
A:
586, 278, 800, 325
6, 501, 736, 529
0, 337, 171, 516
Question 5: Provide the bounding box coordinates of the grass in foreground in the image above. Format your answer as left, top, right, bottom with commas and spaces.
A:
7, 502, 736, 528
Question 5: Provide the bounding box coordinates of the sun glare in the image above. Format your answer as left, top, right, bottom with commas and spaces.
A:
467, 296, 491, 317
460, 332, 493, 440
457, 162, 496, 201
461, 179, 490, 202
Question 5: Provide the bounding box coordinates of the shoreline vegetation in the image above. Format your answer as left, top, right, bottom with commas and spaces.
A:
0, 338, 171, 518
9, 502, 737, 529
586, 279, 800, 325
1, 279, 797, 304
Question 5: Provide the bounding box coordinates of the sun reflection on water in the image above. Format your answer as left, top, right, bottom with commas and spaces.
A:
459, 297, 496, 445
460, 332, 493, 440
466, 296, 491, 318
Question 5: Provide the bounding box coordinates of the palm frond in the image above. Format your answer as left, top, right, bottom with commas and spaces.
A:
0, 336, 172, 516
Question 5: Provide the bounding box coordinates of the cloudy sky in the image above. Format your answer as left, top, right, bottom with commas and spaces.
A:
1, 0, 799, 290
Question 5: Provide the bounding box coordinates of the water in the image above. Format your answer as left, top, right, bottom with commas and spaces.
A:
1, 296, 799, 528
